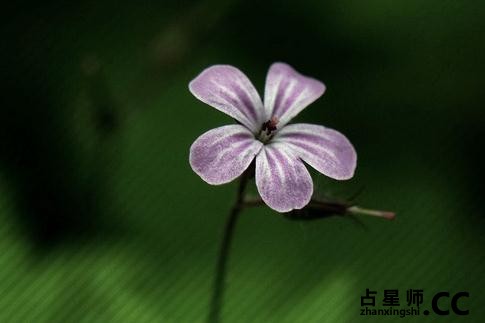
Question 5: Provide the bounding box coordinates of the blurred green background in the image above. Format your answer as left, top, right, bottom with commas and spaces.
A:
1, 1, 484, 322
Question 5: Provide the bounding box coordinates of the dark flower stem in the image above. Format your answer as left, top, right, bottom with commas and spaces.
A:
207, 171, 249, 323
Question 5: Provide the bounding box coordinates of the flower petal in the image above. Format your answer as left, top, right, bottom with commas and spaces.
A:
264, 63, 326, 127
273, 123, 357, 180
190, 125, 262, 185
255, 143, 313, 212
189, 65, 265, 133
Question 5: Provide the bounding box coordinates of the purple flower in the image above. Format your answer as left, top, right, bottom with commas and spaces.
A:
189, 63, 357, 212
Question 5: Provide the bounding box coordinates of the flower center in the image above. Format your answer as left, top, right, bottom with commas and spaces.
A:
257, 116, 279, 143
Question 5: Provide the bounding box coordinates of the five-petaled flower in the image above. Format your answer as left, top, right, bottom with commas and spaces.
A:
189, 63, 357, 212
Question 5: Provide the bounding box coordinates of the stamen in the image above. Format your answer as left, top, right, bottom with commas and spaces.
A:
258, 116, 280, 142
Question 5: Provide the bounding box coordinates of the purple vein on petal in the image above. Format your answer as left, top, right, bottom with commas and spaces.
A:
275, 134, 338, 159
271, 77, 290, 119
229, 82, 260, 123
274, 81, 307, 120
273, 124, 356, 180
266, 146, 283, 184
264, 63, 325, 127
189, 65, 264, 132
210, 131, 253, 147
277, 131, 338, 143
212, 140, 256, 169
255, 144, 313, 212
216, 83, 258, 125
190, 124, 262, 184
282, 140, 338, 166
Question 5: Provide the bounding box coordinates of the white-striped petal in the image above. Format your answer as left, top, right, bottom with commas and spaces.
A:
264, 63, 325, 127
255, 143, 313, 212
273, 123, 356, 180
189, 65, 265, 133
190, 125, 263, 185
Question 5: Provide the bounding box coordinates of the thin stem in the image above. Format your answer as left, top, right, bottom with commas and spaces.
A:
347, 206, 396, 220
241, 195, 265, 207
242, 197, 396, 222
207, 171, 249, 323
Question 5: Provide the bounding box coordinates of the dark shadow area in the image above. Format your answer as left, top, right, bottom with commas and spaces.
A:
213, 0, 387, 77
460, 110, 485, 231
0, 56, 122, 251
1, 78, 86, 248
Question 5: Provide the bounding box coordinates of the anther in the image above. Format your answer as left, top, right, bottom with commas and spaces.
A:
261, 116, 279, 135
